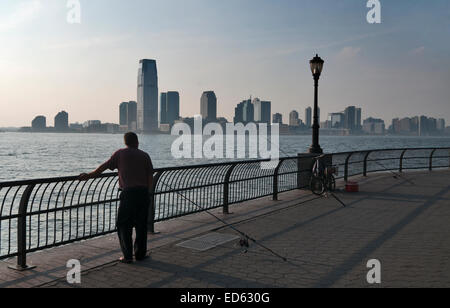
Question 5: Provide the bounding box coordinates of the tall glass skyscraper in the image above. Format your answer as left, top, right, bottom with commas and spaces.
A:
201, 91, 217, 122
305, 107, 312, 128
160, 92, 180, 127
127, 101, 137, 131
119, 102, 129, 126
234, 98, 254, 124
166, 91, 180, 126
253, 98, 271, 124
160, 93, 167, 125
137, 59, 158, 133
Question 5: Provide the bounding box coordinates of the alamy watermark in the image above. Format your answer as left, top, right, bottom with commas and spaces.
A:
366, 259, 381, 284
171, 116, 280, 169
67, 0, 81, 24
66, 259, 81, 284
366, 0, 381, 24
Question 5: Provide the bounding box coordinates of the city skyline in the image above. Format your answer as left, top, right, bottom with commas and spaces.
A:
21, 100, 448, 137
0, 1, 449, 127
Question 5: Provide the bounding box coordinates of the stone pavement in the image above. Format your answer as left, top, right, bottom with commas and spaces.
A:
1, 170, 450, 288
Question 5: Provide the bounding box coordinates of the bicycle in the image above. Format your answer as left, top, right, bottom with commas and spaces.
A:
310, 155, 337, 196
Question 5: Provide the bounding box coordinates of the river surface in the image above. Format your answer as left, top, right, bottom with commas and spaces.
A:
1, 132, 450, 181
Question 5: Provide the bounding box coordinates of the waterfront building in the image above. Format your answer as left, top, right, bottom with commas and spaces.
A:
127, 101, 137, 131
437, 118, 446, 131
137, 59, 158, 133
234, 98, 254, 124
200, 91, 217, 122
54, 111, 69, 131
119, 102, 128, 126
363, 117, 385, 135
160, 93, 167, 125
166, 91, 180, 126
344, 106, 356, 130
32, 116, 46, 131
273, 113, 283, 124
289, 110, 300, 127
328, 112, 345, 129
253, 98, 271, 124
356, 108, 362, 129
305, 107, 312, 128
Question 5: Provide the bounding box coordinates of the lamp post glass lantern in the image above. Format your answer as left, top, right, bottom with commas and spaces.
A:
308, 54, 324, 154
310, 54, 324, 77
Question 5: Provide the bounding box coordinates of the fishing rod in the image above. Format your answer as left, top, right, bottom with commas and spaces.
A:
326, 190, 347, 208
156, 179, 288, 262
372, 159, 416, 185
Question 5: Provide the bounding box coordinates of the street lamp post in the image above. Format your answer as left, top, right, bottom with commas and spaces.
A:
308, 54, 324, 154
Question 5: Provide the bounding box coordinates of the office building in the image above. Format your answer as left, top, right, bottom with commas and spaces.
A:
289, 110, 300, 126
119, 101, 137, 131
166, 91, 180, 126
305, 107, 312, 128
201, 91, 217, 122
328, 113, 345, 129
356, 108, 362, 129
253, 98, 271, 124
119, 102, 128, 126
437, 118, 446, 131
54, 111, 69, 131
234, 103, 244, 124
273, 113, 283, 124
419, 116, 437, 136
234, 98, 254, 124
363, 118, 385, 135
160, 93, 167, 125
344, 106, 357, 130
32, 116, 46, 130
137, 59, 158, 133
127, 101, 137, 131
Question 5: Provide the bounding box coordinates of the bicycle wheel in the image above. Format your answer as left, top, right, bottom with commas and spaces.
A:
310, 176, 325, 195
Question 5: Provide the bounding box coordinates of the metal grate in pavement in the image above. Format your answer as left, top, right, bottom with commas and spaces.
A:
176, 232, 239, 252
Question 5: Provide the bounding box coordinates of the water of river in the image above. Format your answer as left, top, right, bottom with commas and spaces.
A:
1, 132, 450, 181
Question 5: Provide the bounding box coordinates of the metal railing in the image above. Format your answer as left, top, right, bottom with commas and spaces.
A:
1, 147, 449, 269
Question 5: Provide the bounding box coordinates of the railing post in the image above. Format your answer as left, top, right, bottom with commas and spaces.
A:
8, 184, 36, 271
273, 159, 284, 201
363, 151, 372, 177
223, 164, 237, 214
344, 153, 353, 182
399, 149, 408, 172
448, 150, 450, 169
148, 172, 161, 234
429, 149, 437, 171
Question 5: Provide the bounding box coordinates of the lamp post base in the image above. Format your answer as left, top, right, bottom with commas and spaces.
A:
308, 145, 323, 155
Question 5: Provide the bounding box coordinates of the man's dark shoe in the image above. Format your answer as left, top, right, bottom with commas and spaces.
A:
119, 257, 133, 264
135, 254, 150, 261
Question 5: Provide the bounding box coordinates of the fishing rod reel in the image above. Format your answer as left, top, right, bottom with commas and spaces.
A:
239, 237, 250, 254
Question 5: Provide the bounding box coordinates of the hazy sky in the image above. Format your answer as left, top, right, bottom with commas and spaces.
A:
0, 0, 449, 127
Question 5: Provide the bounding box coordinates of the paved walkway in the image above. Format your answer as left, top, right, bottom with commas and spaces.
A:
1, 170, 450, 288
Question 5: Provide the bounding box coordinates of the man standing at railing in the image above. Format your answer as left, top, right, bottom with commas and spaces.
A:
79, 132, 154, 264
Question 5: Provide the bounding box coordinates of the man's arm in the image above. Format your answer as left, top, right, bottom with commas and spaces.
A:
148, 173, 153, 190
148, 156, 154, 191
79, 162, 109, 181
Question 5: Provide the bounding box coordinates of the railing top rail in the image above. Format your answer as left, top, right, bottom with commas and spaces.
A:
0, 173, 119, 188
328, 147, 450, 157
152, 156, 296, 173
1, 147, 449, 187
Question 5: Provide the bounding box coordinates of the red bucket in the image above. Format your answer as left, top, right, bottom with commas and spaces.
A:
346, 181, 359, 193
